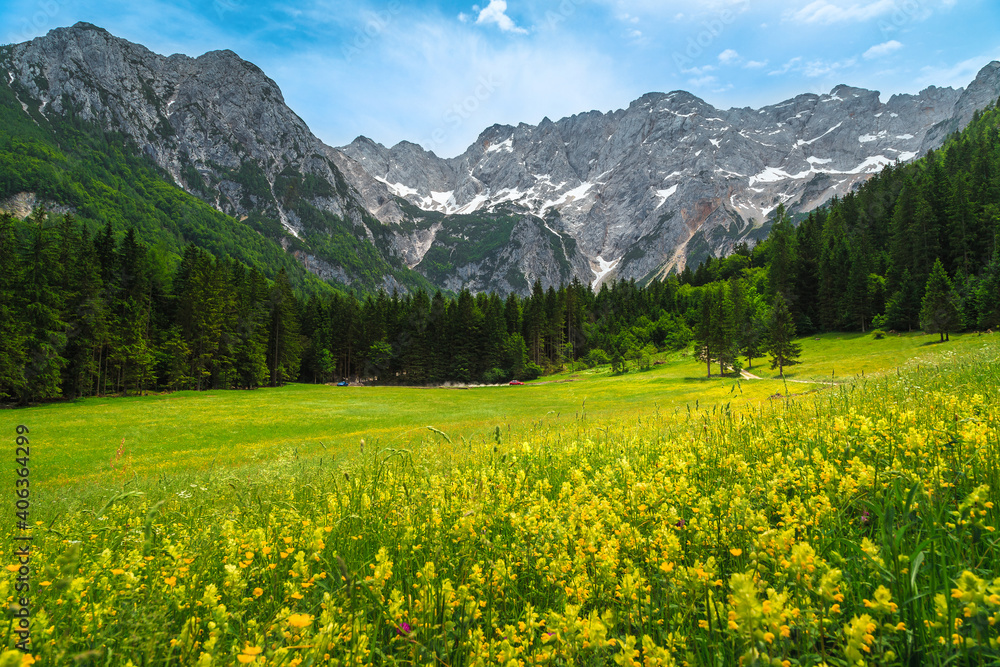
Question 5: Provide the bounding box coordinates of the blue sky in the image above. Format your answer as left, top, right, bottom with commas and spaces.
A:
3, 0, 999, 157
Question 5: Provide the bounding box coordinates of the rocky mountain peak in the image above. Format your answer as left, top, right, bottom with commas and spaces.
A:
342, 63, 1000, 287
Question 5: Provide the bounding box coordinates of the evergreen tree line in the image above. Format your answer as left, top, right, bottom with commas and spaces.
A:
0, 203, 809, 404
0, 208, 702, 403
0, 211, 301, 403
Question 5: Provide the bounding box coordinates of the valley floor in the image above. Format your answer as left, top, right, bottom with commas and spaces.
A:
1, 332, 997, 665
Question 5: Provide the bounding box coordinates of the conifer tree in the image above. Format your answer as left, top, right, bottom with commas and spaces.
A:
21, 209, 67, 402
845, 241, 873, 332
523, 280, 546, 365
693, 287, 715, 378
0, 213, 27, 400
61, 221, 108, 398
885, 268, 921, 331
403, 289, 432, 383
108, 227, 155, 394
975, 252, 1000, 330
694, 282, 736, 377
730, 277, 763, 369
818, 210, 850, 329
766, 293, 801, 377
711, 282, 738, 375
767, 204, 798, 303
428, 291, 448, 382
267, 269, 302, 385
919, 259, 962, 342
233, 266, 271, 389
947, 176, 976, 275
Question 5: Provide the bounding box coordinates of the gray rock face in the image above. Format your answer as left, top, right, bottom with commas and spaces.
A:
921, 62, 1000, 153
1, 23, 595, 295
2, 23, 415, 280
343, 64, 1000, 284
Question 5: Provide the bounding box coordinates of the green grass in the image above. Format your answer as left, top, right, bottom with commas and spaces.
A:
2, 332, 989, 494
1, 333, 997, 665
744, 331, 988, 382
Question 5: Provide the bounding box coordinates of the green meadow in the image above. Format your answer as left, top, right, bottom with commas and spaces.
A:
1, 331, 997, 666
3, 331, 988, 494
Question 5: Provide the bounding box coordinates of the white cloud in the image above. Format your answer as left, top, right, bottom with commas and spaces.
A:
311, 11, 636, 157
802, 57, 855, 77
916, 52, 1000, 90
682, 64, 716, 76
718, 49, 740, 65
789, 0, 896, 24
768, 55, 856, 78
863, 40, 902, 60
769, 57, 802, 76
688, 75, 717, 88
472, 0, 527, 34
744, 59, 768, 69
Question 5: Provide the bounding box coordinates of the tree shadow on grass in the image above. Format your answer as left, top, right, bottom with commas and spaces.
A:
682, 374, 741, 382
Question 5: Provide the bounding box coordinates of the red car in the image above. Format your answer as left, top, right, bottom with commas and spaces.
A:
508, 380, 524, 385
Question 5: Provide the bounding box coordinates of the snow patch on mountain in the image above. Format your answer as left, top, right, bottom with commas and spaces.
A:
655, 185, 678, 208
486, 137, 513, 154
797, 122, 843, 146
591, 256, 621, 287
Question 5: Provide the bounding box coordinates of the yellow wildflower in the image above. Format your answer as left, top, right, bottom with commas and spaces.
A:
287, 613, 314, 629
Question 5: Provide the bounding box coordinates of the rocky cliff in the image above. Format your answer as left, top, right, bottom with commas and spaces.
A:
343, 65, 1000, 285
1, 23, 426, 291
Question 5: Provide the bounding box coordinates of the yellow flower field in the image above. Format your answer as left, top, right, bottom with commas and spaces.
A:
1, 342, 998, 666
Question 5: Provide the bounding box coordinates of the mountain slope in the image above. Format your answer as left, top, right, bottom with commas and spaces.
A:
0, 58, 341, 293
343, 65, 1000, 285
1, 23, 436, 293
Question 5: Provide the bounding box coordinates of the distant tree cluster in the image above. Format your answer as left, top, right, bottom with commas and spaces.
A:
0, 211, 298, 403
688, 257, 801, 378
0, 210, 698, 403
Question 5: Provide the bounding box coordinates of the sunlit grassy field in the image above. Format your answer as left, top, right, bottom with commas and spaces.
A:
0, 332, 997, 666
2, 332, 983, 492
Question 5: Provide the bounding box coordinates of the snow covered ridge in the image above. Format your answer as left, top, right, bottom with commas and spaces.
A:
340, 62, 1000, 289
348, 78, 966, 227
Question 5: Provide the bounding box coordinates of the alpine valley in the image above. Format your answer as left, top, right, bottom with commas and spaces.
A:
3, 23, 1000, 295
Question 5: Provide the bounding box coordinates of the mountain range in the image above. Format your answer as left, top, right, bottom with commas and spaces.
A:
3, 23, 999, 295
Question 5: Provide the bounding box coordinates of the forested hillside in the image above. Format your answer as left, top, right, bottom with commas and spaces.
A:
0, 69, 340, 294
2, 99, 998, 404
718, 102, 1000, 335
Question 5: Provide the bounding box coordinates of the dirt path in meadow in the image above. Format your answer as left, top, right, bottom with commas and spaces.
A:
740, 369, 837, 386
